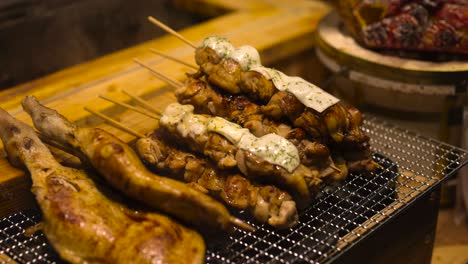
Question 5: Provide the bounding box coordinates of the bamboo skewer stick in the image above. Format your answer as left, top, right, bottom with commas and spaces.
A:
133, 59, 341, 174
133, 58, 183, 88
147, 16, 197, 49
98, 95, 160, 120
122, 90, 161, 115
84, 107, 146, 138
144, 17, 343, 175
85, 105, 254, 232
149, 48, 198, 69
330, 163, 341, 173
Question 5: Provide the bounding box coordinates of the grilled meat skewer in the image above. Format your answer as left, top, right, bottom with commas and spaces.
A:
195, 44, 368, 145
175, 77, 335, 168
0, 107, 205, 264
175, 77, 372, 175
136, 129, 299, 229
22, 96, 252, 235
156, 102, 324, 208
193, 38, 376, 170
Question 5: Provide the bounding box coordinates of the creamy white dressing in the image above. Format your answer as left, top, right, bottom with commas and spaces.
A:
200, 36, 234, 58
207, 117, 300, 173
206, 117, 248, 143
200, 36, 340, 113
200, 37, 261, 70
251, 66, 340, 113
162, 103, 300, 172
160, 103, 207, 138
229, 45, 261, 70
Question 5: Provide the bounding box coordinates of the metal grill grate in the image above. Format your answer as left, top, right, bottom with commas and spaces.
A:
0, 116, 467, 264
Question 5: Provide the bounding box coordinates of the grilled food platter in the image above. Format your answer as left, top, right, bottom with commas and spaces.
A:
0, 7, 467, 264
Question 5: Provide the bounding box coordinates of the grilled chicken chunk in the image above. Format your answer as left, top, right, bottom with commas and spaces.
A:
155, 104, 327, 208
0, 107, 205, 264
176, 78, 337, 170
191, 50, 377, 173
136, 130, 299, 229
22, 96, 250, 236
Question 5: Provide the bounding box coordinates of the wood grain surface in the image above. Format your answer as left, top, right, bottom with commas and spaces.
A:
0, 0, 330, 216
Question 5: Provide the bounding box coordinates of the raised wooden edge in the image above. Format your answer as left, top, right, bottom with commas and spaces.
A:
0, 254, 18, 264
0, 0, 332, 212
315, 12, 468, 85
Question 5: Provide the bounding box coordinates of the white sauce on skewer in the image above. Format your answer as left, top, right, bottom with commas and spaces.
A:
199, 36, 340, 113
229, 45, 261, 70
251, 67, 340, 113
160, 104, 207, 138
160, 103, 300, 173
200, 36, 234, 58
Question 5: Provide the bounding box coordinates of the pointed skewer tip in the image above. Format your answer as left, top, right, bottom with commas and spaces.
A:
230, 216, 255, 232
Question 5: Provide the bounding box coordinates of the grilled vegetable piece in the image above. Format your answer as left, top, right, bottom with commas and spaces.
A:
136, 129, 299, 229
0, 107, 205, 264
22, 96, 250, 236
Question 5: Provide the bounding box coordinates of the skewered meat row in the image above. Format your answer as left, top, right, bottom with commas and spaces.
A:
0, 107, 205, 264
191, 38, 378, 172
176, 77, 335, 169
193, 37, 373, 152
156, 102, 324, 208
136, 129, 299, 229
22, 96, 252, 236
175, 76, 374, 175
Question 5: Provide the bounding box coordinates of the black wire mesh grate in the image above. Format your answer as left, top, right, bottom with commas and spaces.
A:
0, 116, 467, 264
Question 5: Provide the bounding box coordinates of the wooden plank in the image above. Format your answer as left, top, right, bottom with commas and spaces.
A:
0, 254, 17, 264
0, 0, 330, 216
0, 1, 329, 112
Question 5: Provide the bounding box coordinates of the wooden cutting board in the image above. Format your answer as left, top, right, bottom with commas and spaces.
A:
0, 0, 330, 217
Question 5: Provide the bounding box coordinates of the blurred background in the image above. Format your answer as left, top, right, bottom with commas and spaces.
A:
0, 0, 209, 89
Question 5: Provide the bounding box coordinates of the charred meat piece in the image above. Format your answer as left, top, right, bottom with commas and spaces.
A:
206, 58, 243, 94
175, 78, 336, 170
191, 50, 375, 173
156, 119, 318, 208
337, 0, 468, 54
22, 96, 250, 236
136, 130, 299, 229
0, 107, 205, 264
239, 70, 277, 103
260, 90, 377, 171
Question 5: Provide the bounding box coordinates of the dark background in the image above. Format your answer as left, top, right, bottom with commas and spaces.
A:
0, 0, 203, 90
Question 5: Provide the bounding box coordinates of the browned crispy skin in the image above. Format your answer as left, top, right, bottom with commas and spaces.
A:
156, 125, 317, 208
135, 130, 299, 229
22, 96, 241, 236
192, 49, 377, 173
176, 78, 334, 169
0, 107, 205, 264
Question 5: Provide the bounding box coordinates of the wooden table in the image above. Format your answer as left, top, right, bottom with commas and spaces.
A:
0, 0, 330, 216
